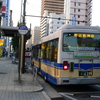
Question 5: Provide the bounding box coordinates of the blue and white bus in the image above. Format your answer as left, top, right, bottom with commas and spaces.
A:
31, 25, 100, 85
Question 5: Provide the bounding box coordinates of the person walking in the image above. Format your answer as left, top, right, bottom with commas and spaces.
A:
5, 51, 8, 58
2, 51, 5, 57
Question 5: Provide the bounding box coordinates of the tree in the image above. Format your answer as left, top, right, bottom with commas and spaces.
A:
12, 21, 31, 58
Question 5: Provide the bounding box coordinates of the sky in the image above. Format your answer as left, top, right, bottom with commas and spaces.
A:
10, 0, 41, 28
10, 0, 100, 28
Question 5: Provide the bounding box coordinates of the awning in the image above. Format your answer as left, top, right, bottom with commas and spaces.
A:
0, 26, 19, 37
0, 26, 30, 37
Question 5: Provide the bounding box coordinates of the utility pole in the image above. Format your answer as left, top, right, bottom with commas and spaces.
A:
23, 0, 26, 25
18, 0, 28, 82
22, 0, 26, 73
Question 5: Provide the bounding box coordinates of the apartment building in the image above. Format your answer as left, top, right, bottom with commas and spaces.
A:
40, 0, 92, 37
48, 13, 64, 35
41, 0, 64, 16
40, 0, 64, 38
26, 26, 40, 49
64, 0, 92, 26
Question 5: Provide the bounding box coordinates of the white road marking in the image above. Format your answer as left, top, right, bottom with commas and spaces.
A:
95, 85, 100, 88
91, 95, 100, 98
59, 93, 77, 100
59, 92, 100, 99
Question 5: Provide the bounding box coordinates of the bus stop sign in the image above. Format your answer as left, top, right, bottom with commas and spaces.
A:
18, 25, 28, 35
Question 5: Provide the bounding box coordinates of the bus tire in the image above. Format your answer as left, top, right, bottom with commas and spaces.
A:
44, 75, 47, 81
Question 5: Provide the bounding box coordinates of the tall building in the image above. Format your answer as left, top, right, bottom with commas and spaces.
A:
32, 26, 40, 44
40, 0, 92, 37
9, 10, 13, 26
0, 0, 2, 26
1, 0, 11, 57
40, 0, 64, 38
48, 13, 64, 35
26, 26, 40, 49
64, 0, 92, 26
41, 0, 64, 16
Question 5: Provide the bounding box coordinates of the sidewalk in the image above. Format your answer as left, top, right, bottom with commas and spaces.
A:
0, 57, 51, 100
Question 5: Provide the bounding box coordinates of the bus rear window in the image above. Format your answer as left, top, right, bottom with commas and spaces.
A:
63, 33, 100, 51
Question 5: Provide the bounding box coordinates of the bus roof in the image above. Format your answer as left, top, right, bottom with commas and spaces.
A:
33, 25, 100, 46
57, 24, 100, 31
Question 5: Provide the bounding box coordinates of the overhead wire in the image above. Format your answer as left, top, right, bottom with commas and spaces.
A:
24, 15, 87, 23
24, 1, 87, 23
26, 1, 41, 13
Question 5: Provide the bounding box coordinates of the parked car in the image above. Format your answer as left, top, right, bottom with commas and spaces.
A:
25, 52, 31, 57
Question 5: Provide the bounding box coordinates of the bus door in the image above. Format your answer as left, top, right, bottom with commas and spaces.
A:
79, 59, 93, 77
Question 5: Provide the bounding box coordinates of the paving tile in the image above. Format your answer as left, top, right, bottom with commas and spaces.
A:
0, 58, 51, 100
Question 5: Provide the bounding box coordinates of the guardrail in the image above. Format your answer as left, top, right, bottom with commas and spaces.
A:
25, 62, 38, 85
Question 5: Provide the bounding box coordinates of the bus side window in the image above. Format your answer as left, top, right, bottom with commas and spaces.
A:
41, 43, 46, 60
53, 39, 58, 62
46, 42, 50, 60
32, 47, 36, 58
47, 39, 58, 62
38, 45, 41, 59
35, 46, 38, 58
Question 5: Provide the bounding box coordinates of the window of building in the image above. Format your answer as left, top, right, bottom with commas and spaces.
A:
78, 15, 80, 18
74, 2, 76, 6
74, 9, 76, 13
85, 15, 87, 17
77, 21, 80, 24
50, 27, 53, 29
78, 3, 81, 6
62, 22, 64, 24
78, 9, 80, 12
50, 22, 53, 24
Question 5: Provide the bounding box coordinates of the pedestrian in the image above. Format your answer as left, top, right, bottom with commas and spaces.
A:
5, 51, 8, 58
2, 51, 5, 57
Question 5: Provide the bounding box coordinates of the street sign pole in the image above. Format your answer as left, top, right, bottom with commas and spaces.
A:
18, 25, 28, 82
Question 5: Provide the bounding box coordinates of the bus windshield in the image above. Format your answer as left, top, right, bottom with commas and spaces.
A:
63, 33, 100, 51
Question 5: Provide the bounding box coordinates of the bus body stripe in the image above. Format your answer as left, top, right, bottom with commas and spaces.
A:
32, 58, 100, 70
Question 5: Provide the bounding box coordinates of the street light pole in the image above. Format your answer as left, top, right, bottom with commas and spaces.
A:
22, 0, 26, 73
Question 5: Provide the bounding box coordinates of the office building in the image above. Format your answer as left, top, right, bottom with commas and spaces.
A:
64, 0, 92, 26
40, 0, 64, 38
26, 26, 40, 49
40, 0, 92, 37
41, 0, 64, 16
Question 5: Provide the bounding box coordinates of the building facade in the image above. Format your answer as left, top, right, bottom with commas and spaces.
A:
64, 0, 92, 26
40, 0, 92, 37
41, 0, 64, 16
40, 0, 64, 38
26, 26, 40, 49
0, 0, 11, 57
48, 13, 64, 35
